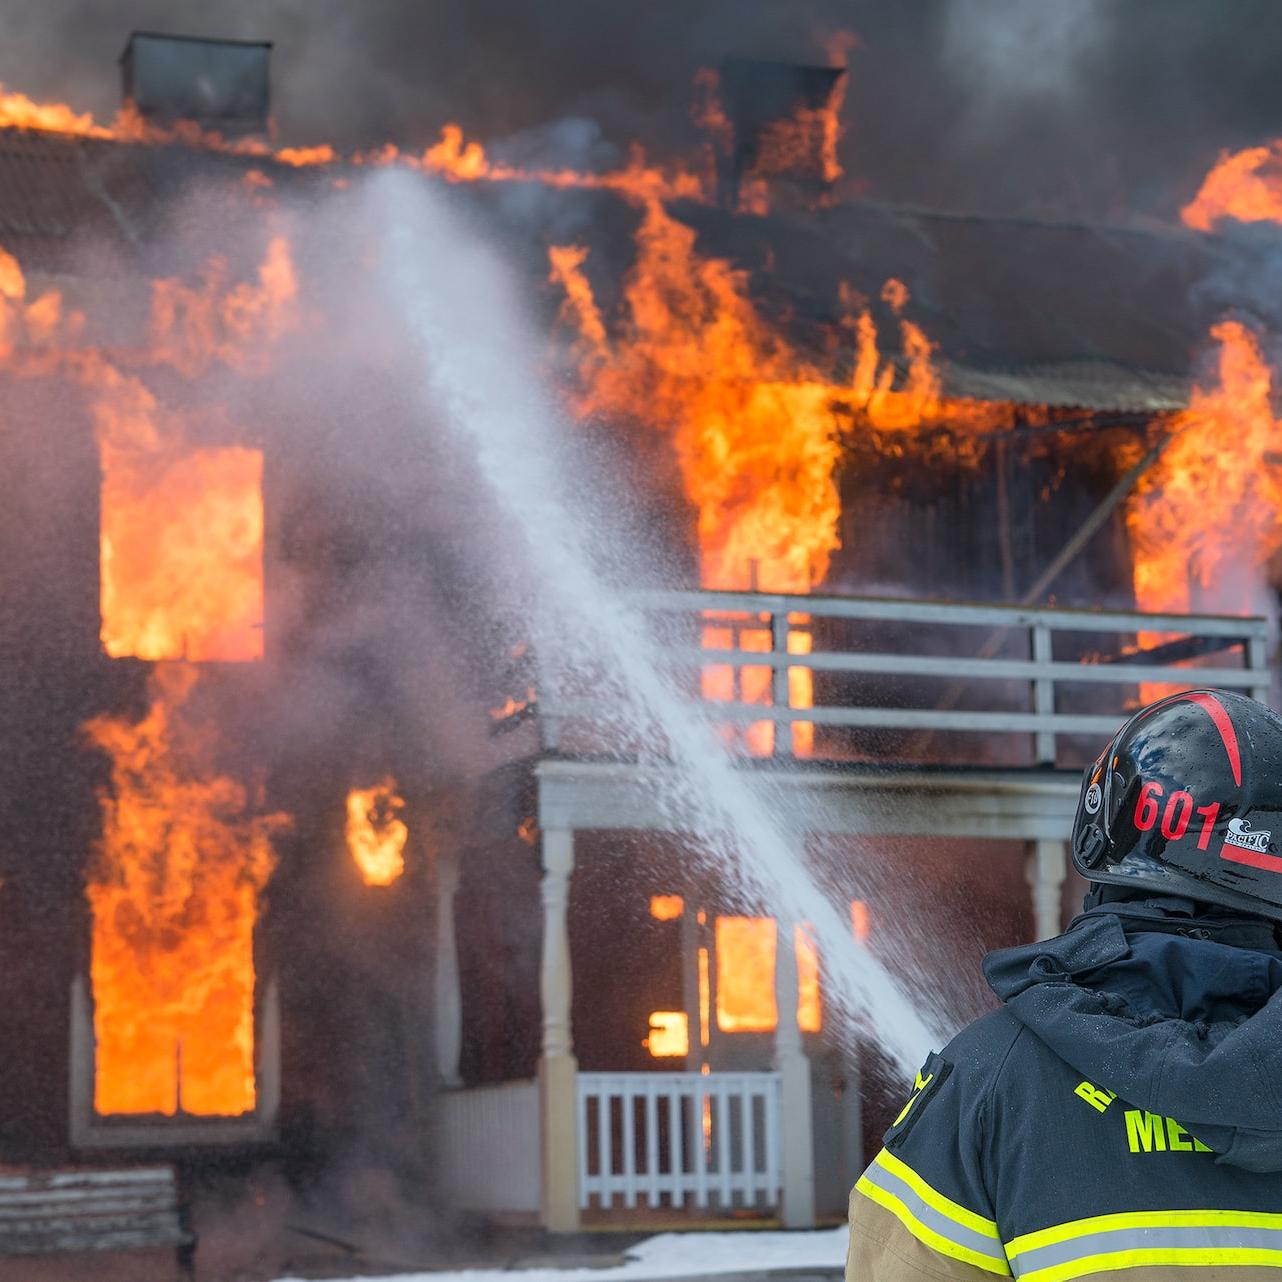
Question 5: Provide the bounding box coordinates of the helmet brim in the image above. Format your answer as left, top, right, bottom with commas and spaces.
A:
1077, 850, 1282, 925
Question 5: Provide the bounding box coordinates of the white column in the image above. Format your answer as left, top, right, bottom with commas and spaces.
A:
681, 899, 706, 1069
434, 850, 463, 1086
1027, 840, 1068, 941
774, 922, 816, 1228
68, 975, 94, 1148
538, 828, 580, 1232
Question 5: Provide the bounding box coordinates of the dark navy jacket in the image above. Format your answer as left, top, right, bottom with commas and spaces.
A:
847, 898, 1282, 1281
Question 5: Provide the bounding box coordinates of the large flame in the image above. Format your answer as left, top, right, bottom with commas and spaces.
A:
1129, 320, 1282, 619
1182, 142, 1282, 231
84, 664, 287, 1116
551, 205, 1008, 755
346, 781, 409, 887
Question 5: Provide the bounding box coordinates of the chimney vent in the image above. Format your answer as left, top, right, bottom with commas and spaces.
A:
120, 32, 271, 134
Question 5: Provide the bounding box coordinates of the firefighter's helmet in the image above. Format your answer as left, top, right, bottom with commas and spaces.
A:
1071, 689, 1282, 922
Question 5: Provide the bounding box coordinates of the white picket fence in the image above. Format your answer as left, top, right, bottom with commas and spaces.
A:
577, 1071, 782, 1211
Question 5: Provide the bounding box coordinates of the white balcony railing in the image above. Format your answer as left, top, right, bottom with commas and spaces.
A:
577, 1071, 782, 1211
535, 590, 1272, 767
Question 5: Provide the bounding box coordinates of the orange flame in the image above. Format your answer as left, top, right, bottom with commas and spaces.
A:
346, 781, 409, 887
84, 664, 287, 1116
713, 917, 821, 1034
413, 125, 706, 205
643, 1011, 690, 1057
1128, 320, 1281, 622
1182, 142, 1282, 231
0, 85, 114, 138
649, 894, 685, 921
489, 687, 536, 721
0, 246, 72, 359
0, 81, 708, 206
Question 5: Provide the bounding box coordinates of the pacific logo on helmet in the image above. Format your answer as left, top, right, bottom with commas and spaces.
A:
1220, 816, 1282, 873
1224, 818, 1272, 854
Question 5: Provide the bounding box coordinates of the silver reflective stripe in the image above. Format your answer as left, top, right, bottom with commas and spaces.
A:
1010, 1223, 1282, 1278
859, 1158, 1008, 1266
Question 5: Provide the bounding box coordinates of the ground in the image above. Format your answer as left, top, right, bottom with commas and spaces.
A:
268, 1226, 848, 1282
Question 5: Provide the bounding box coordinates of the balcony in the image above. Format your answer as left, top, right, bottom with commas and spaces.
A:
442, 591, 1271, 1232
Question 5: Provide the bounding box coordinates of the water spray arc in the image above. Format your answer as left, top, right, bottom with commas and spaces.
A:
374, 170, 942, 1084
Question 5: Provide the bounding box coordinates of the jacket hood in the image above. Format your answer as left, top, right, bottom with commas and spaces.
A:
984, 898, 1282, 1172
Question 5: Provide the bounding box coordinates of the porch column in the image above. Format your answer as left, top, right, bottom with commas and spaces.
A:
774, 923, 816, 1228
538, 827, 580, 1232
1027, 840, 1067, 941
434, 849, 462, 1086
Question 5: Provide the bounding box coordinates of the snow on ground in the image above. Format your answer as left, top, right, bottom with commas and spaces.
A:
272, 1224, 848, 1282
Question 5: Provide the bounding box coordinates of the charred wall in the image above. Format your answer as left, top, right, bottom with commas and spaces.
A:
0, 374, 105, 1160
830, 421, 1137, 605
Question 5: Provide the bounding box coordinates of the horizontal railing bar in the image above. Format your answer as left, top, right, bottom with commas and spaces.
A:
577, 1071, 780, 1081
0, 1189, 176, 1210
636, 588, 1269, 638
678, 648, 1258, 685
0, 1172, 176, 1191
547, 700, 1122, 734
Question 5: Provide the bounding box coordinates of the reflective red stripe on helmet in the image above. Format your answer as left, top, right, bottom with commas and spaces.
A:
1221, 845, 1282, 873
1136, 691, 1242, 787
1187, 691, 1243, 787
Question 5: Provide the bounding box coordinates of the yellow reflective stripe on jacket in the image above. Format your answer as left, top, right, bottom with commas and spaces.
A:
1005, 1208, 1282, 1281
855, 1148, 1010, 1276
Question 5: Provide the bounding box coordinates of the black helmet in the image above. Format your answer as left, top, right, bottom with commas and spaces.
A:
1071, 688, 1282, 923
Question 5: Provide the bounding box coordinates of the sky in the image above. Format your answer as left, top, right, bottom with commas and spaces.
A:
3, 1, 1282, 222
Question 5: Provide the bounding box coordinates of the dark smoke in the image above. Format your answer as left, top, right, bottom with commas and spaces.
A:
5, 1, 1282, 220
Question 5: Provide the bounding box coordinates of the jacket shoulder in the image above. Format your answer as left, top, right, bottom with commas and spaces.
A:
937, 1007, 1027, 1095
849, 1011, 1020, 1280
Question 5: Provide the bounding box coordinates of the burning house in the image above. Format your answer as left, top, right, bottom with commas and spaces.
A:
0, 24, 1279, 1274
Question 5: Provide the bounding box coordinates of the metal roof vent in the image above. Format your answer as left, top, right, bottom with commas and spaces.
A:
120, 32, 271, 134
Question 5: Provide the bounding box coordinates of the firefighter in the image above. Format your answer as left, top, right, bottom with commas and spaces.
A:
847, 688, 1282, 1281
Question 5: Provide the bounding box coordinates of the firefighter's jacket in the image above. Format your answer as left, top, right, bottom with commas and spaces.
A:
847, 898, 1282, 1281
